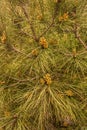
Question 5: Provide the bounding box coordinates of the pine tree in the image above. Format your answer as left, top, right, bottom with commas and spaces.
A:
0, 0, 87, 130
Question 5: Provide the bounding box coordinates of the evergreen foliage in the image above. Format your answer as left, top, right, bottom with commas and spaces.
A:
0, 0, 87, 129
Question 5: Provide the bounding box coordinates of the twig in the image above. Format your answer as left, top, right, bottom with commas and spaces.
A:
5, 42, 26, 55
12, 116, 18, 130
59, 52, 72, 56
74, 24, 87, 50
38, 0, 62, 39
18, 30, 34, 39
12, 46, 25, 54
38, 21, 54, 39
21, 5, 38, 42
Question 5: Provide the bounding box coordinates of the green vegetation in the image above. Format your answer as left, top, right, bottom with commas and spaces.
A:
0, 0, 87, 129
